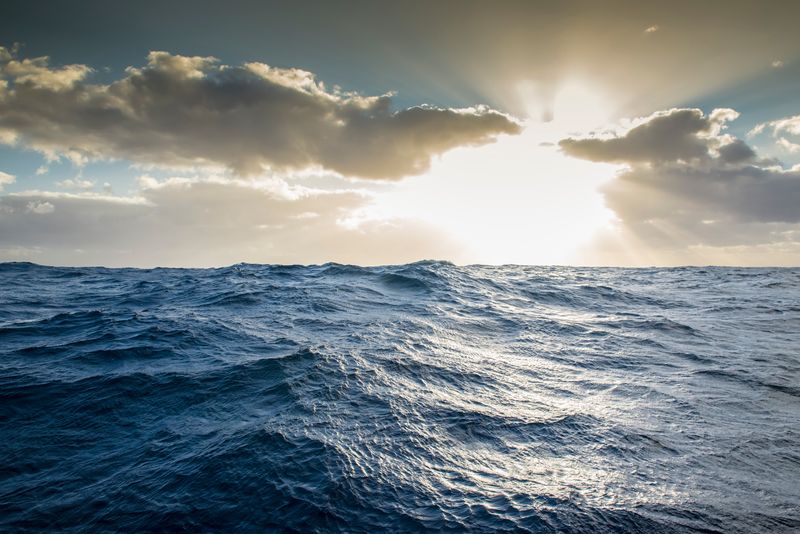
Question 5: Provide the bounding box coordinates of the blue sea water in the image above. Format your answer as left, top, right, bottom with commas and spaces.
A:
0, 261, 798, 532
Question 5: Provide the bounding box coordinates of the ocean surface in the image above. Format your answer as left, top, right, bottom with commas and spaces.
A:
1, 261, 798, 532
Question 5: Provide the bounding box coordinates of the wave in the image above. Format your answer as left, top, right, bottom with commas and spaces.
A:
0, 261, 798, 532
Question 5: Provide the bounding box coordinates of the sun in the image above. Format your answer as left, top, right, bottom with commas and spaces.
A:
364, 82, 623, 265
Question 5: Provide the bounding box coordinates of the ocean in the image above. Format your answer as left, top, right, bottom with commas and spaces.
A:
1, 261, 798, 532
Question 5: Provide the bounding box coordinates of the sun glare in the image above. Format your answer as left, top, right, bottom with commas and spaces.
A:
366, 82, 622, 264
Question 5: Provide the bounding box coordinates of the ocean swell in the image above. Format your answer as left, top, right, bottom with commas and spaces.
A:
1, 262, 798, 532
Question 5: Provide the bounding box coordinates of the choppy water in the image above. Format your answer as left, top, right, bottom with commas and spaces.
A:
1, 261, 799, 532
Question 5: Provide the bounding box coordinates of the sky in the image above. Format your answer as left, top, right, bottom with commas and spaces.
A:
1, 0, 799, 267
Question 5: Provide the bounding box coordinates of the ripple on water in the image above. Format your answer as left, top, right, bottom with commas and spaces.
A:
0, 262, 798, 532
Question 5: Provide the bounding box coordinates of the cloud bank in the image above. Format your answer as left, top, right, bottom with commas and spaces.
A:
0, 47, 520, 179
560, 108, 800, 264
0, 176, 464, 267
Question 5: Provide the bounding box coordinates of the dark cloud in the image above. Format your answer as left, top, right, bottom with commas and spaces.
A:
0, 48, 520, 179
559, 108, 738, 164
718, 139, 756, 164
602, 164, 800, 242
560, 107, 800, 252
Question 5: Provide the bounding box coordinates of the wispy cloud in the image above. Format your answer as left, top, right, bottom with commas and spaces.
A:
750, 114, 800, 153
57, 178, 95, 190
0, 171, 15, 191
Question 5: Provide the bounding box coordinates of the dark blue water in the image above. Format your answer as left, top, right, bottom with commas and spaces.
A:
1, 262, 799, 532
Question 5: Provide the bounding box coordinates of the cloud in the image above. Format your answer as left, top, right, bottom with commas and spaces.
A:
559, 108, 748, 165
602, 163, 800, 230
750, 114, 800, 153
1, 56, 92, 91
560, 108, 800, 260
57, 178, 94, 190
0, 177, 464, 267
0, 171, 14, 191
644, 25, 659, 34
777, 138, 800, 153
25, 200, 55, 214
717, 139, 757, 164
0, 46, 520, 179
